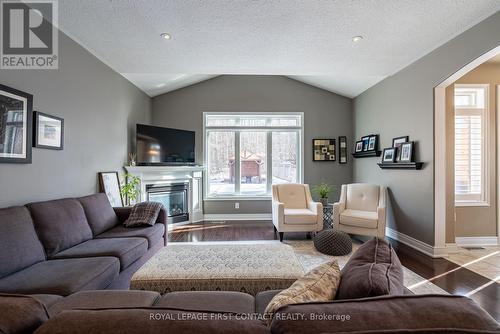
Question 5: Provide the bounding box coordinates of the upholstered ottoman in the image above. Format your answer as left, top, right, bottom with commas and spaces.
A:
130, 243, 305, 296
313, 229, 352, 256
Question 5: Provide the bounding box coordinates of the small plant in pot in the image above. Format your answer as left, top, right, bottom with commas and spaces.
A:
312, 182, 333, 206
120, 173, 141, 206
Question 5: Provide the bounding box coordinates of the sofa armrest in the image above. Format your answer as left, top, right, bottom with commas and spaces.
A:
272, 201, 285, 229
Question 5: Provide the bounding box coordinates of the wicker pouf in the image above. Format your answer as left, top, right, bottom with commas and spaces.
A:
313, 229, 352, 256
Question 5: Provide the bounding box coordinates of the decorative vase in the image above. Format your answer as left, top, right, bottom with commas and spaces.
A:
130, 160, 136, 167
320, 198, 328, 206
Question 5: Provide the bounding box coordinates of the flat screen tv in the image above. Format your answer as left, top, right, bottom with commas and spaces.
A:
136, 124, 195, 165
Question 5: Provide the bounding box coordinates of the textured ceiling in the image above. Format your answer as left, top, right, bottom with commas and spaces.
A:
57, 0, 500, 98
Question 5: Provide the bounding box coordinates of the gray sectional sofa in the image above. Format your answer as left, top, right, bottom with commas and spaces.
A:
0, 193, 167, 296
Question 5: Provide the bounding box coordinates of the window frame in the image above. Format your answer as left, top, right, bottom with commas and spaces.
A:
454, 84, 490, 207
203, 112, 304, 200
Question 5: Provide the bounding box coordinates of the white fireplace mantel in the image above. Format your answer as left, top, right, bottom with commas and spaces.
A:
125, 165, 205, 224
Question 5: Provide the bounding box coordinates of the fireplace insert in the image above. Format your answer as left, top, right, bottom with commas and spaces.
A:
146, 182, 189, 223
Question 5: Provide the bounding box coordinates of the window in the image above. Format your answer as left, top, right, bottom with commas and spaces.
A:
454, 84, 489, 205
204, 113, 303, 198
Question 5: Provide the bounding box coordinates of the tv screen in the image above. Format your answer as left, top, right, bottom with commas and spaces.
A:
136, 124, 195, 165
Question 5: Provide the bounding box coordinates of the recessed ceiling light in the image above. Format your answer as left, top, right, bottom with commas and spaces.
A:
352, 36, 363, 43
160, 33, 171, 40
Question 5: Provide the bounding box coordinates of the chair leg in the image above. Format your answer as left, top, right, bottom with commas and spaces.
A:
306, 232, 312, 239
279, 232, 284, 242
273, 226, 277, 239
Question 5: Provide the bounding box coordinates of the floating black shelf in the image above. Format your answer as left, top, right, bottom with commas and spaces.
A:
377, 162, 424, 170
352, 151, 381, 158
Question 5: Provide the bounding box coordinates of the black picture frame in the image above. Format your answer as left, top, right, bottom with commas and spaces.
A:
361, 136, 371, 151
355, 140, 363, 152
392, 136, 409, 161
313, 139, 336, 161
339, 136, 347, 164
400, 142, 414, 162
367, 135, 378, 151
33, 111, 64, 150
382, 148, 396, 162
0, 83, 33, 164
98, 172, 124, 207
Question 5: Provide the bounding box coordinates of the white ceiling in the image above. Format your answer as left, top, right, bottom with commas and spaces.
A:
58, 0, 500, 98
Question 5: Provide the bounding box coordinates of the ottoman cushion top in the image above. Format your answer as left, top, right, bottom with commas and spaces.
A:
131, 243, 305, 296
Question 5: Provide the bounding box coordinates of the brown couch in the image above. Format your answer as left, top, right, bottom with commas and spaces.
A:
0, 194, 167, 296
1, 290, 498, 334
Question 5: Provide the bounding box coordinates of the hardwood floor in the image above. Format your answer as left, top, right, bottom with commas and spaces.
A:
168, 220, 499, 321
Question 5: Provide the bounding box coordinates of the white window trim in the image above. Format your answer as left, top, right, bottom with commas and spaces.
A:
203, 112, 304, 200
454, 84, 490, 207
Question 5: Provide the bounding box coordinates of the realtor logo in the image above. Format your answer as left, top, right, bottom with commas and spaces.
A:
1, 0, 58, 69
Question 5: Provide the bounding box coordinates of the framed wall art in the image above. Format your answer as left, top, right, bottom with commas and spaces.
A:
339, 136, 347, 164
98, 172, 123, 207
313, 139, 336, 161
392, 136, 409, 161
0, 84, 33, 164
33, 111, 64, 150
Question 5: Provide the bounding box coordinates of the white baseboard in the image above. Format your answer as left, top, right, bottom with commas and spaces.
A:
455, 236, 499, 247
203, 213, 272, 221
385, 227, 436, 257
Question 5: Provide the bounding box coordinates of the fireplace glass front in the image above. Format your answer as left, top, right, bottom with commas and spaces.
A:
146, 182, 189, 223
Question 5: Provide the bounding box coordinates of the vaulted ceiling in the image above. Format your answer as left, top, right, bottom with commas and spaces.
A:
58, 0, 500, 98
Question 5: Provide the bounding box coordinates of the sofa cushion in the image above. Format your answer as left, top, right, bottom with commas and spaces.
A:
346, 183, 380, 212
270, 295, 500, 334
264, 261, 341, 323
0, 257, 119, 296
51, 237, 148, 270
124, 202, 164, 227
156, 291, 255, 314
277, 184, 307, 209
78, 193, 119, 236
28, 199, 93, 257
255, 290, 281, 315
337, 237, 404, 300
29, 294, 64, 309
35, 309, 270, 334
283, 209, 317, 225
0, 206, 46, 279
49, 290, 160, 316
0, 293, 49, 334
339, 209, 378, 228
96, 223, 165, 248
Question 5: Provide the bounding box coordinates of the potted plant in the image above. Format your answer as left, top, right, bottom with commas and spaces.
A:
312, 182, 333, 206
120, 173, 141, 206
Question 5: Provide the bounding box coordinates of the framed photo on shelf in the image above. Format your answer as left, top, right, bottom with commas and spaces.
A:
400, 142, 414, 162
339, 136, 347, 164
0, 84, 33, 164
382, 148, 396, 163
33, 111, 64, 150
355, 140, 363, 152
367, 135, 377, 151
361, 136, 370, 151
98, 172, 123, 207
313, 139, 336, 161
392, 136, 409, 161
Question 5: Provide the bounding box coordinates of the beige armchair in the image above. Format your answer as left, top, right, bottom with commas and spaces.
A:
272, 184, 323, 242
333, 183, 386, 239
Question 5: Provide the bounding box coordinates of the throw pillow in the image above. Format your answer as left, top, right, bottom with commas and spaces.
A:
336, 237, 404, 300
264, 260, 341, 324
123, 202, 164, 227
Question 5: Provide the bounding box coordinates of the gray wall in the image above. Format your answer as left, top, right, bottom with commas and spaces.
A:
152, 75, 353, 214
0, 31, 151, 207
353, 11, 500, 245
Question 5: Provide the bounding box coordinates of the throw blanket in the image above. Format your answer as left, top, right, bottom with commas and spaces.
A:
124, 202, 164, 227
